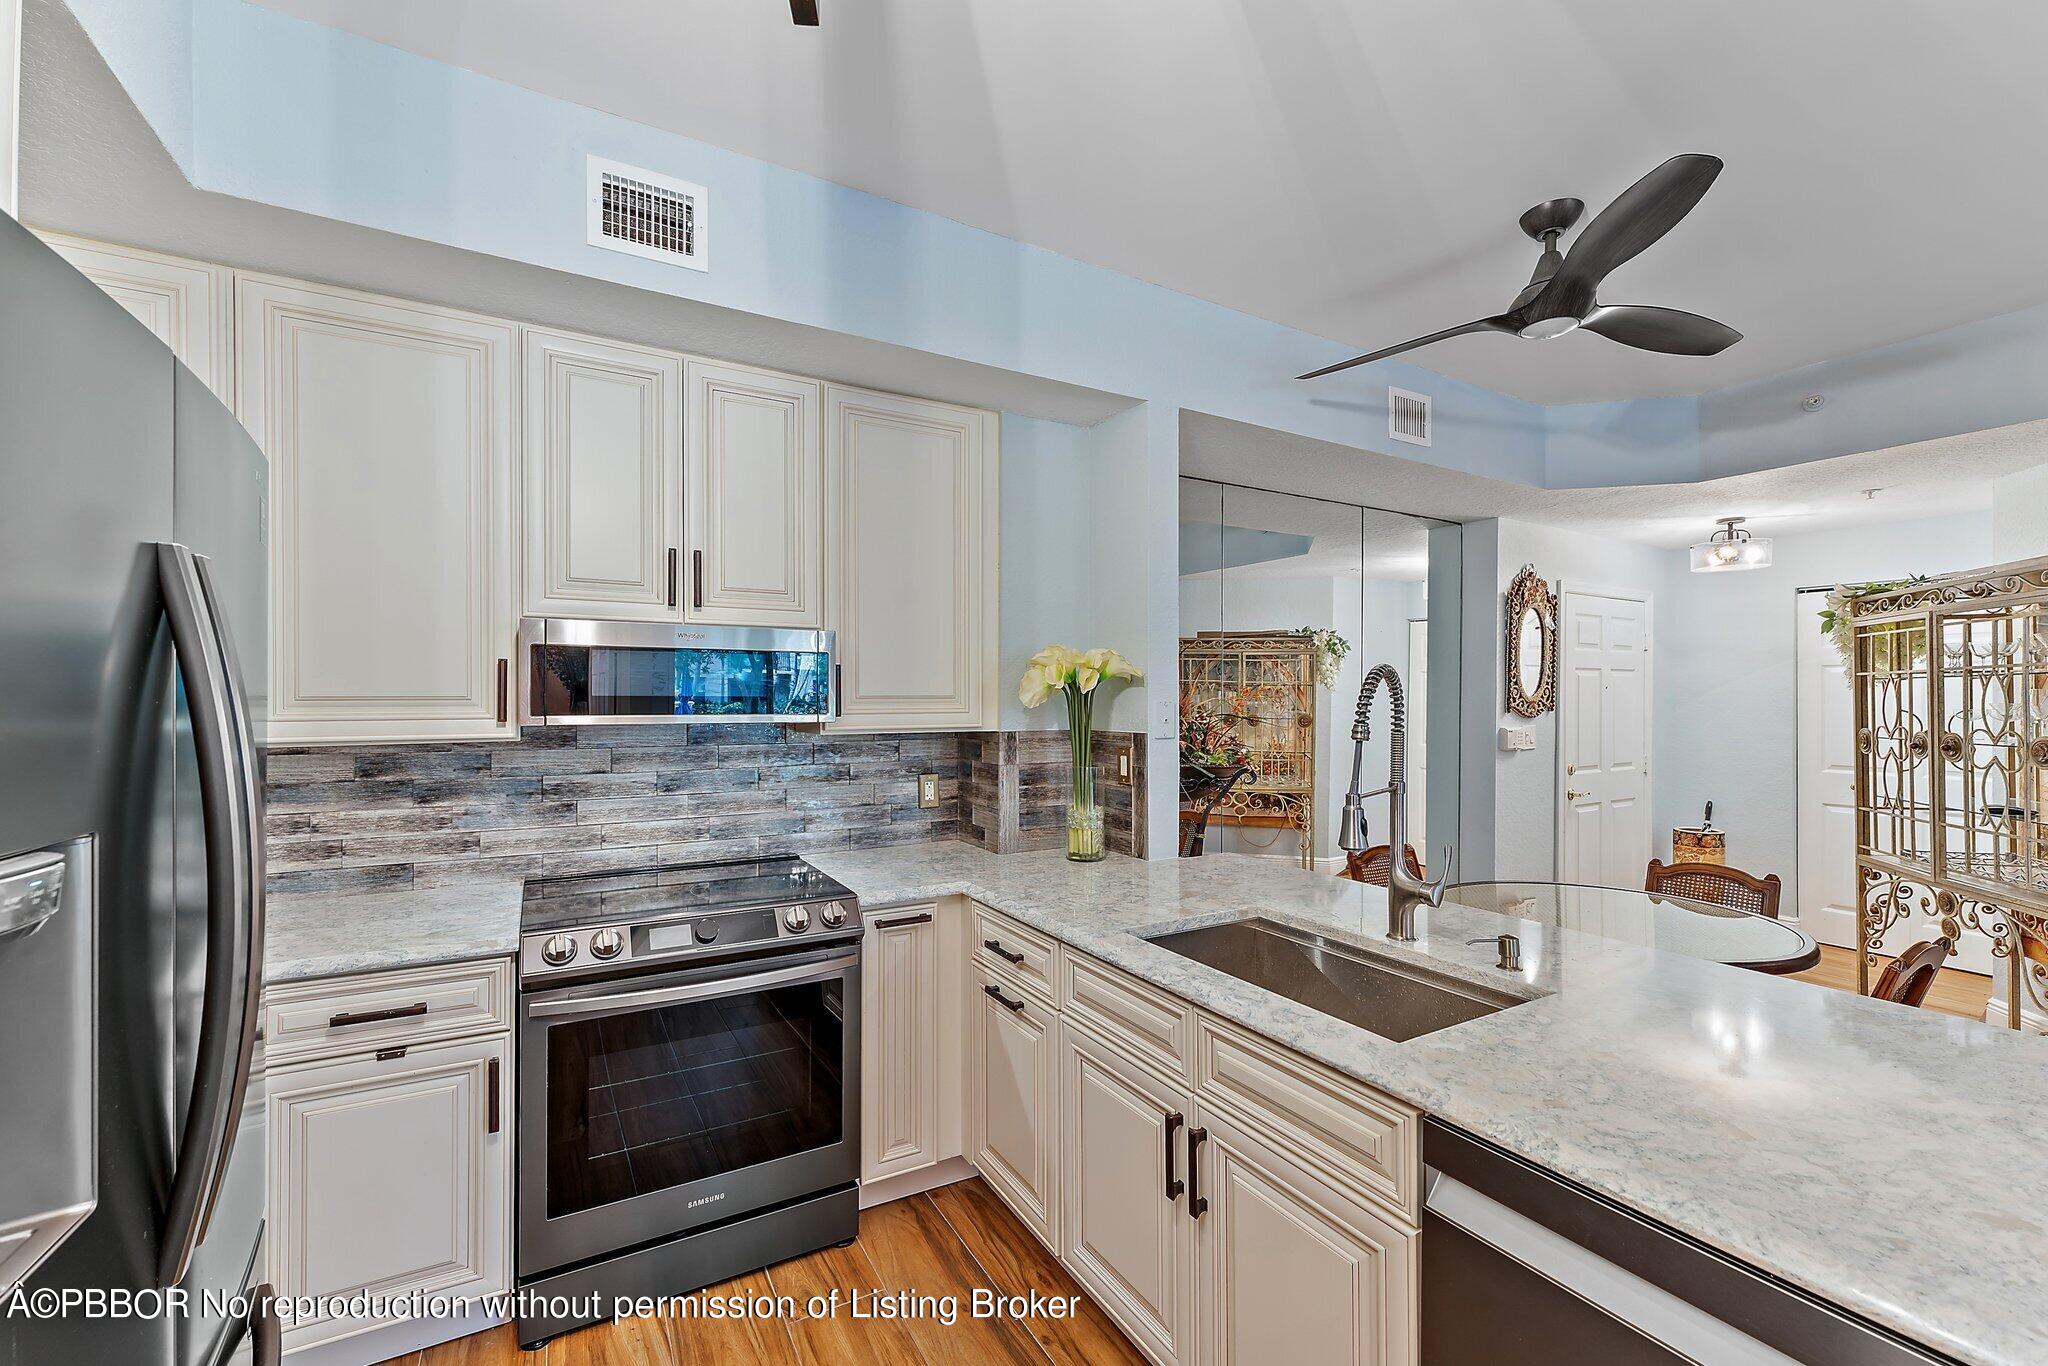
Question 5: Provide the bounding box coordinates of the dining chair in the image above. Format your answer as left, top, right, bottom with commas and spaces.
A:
1870, 937, 1954, 1009
1644, 858, 1783, 919
1341, 844, 1424, 888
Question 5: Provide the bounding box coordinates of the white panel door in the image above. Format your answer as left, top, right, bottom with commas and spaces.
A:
239, 276, 517, 745
685, 359, 823, 626
522, 328, 682, 620
1407, 618, 1428, 852
826, 385, 997, 731
1195, 1104, 1416, 1366
1796, 592, 1860, 946
861, 906, 941, 1181
1060, 1022, 1194, 1365
41, 233, 234, 403
268, 1035, 509, 1352
1557, 587, 1652, 887
969, 964, 1058, 1248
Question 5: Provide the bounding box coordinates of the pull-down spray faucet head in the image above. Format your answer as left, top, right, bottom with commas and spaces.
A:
1338, 664, 1409, 854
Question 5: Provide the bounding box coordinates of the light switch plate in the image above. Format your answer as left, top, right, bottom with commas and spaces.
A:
1117, 750, 1132, 783
917, 772, 940, 809
1498, 726, 1536, 752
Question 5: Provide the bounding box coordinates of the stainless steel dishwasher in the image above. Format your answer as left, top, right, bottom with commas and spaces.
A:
1421, 1119, 1956, 1365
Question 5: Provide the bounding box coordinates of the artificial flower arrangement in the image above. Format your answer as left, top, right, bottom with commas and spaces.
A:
1820, 577, 1927, 668
1018, 645, 1143, 861
1294, 627, 1352, 689
1178, 692, 1250, 770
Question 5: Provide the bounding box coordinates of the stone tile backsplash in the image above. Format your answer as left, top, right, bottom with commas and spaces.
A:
263, 723, 1145, 896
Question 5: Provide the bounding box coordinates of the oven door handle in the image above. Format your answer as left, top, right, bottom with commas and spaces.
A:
526, 949, 859, 1020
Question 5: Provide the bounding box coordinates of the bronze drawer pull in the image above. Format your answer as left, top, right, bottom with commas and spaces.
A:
877, 912, 933, 928
983, 983, 1026, 1013
374, 1046, 407, 1061
1164, 1111, 1185, 1201
982, 938, 1025, 964
328, 1001, 428, 1029
1187, 1127, 1209, 1219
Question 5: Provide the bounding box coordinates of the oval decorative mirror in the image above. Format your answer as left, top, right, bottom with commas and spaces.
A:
1504, 563, 1557, 718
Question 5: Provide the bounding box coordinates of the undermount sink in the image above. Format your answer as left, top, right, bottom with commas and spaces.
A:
1146, 918, 1525, 1042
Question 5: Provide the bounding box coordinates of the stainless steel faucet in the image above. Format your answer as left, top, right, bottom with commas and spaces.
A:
1338, 663, 1452, 942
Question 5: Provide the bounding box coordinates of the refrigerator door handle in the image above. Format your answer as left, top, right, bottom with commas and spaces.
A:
154, 544, 265, 1289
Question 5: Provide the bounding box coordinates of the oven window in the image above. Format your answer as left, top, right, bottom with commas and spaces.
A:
545, 977, 845, 1220
535, 644, 830, 718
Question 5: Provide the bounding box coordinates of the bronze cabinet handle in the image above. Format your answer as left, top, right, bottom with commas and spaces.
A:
496, 658, 510, 725
876, 912, 933, 928
1187, 1126, 1209, 1218
983, 983, 1026, 1013
328, 1001, 428, 1029
983, 938, 1025, 964
667, 548, 679, 609
487, 1055, 501, 1134
692, 549, 704, 609
1164, 1111, 1185, 1201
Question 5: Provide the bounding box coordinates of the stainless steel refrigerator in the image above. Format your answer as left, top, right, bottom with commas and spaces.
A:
0, 213, 276, 1364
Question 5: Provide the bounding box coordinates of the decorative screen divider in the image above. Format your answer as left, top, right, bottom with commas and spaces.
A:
1850, 556, 2048, 1029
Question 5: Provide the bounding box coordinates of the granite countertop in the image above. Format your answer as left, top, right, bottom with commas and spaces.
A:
802, 843, 2048, 1366
264, 882, 523, 983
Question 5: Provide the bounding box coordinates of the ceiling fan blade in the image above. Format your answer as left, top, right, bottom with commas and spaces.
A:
1297, 317, 1512, 380
791, 0, 819, 24
1536, 154, 1722, 318
1580, 304, 1741, 355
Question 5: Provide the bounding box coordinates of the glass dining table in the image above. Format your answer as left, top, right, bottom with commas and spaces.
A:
1444, 881, 1820, 973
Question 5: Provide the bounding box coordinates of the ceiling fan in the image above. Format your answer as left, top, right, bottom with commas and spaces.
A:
790, 0, 819, 24
1298, 153, 1741, 381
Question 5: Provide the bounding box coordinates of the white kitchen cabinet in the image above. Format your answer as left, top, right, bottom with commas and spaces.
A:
267, 1034, 510, 1353
238, 276, 518, 745
861, 904, 941, 1182
969, 962, 1059, 1248
685, 358, 823, 627
1194, 1104, 1416, 1366
521, 327, 682, 620
825, 385, 997, 731
39, 232, 234, 403
1061, 1020, 1195, 1365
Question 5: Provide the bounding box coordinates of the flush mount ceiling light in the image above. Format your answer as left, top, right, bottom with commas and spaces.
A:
1690, 516, 1772, 573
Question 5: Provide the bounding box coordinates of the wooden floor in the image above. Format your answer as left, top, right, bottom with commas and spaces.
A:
382, 1178, 1143, 1366
1788, 943, 1993, 1021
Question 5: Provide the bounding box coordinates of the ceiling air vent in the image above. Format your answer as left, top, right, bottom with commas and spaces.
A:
1388, 387, 1432, 447
587, 156, 708, 271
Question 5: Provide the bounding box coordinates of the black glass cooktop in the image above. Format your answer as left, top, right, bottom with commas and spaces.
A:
520, 855, 855, 934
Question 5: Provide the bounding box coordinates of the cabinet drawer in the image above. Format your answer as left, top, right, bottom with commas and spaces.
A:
262, 959, 513, 1066
972, 903, 1055, 1000
1194, 1012, 1419, 1224
1061, 950, 1194, 1084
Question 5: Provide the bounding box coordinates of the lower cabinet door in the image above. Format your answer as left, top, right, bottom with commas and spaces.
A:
969, 964, 1059, 1247
861, 906, 941, 1181
267, 1035, 511, 1350
1061, 1022, 1195, 1365
1193, 1105, 1417, 1366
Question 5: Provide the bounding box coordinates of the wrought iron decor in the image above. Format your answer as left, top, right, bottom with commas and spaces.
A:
1178, 632, 1319, 870
1849, 555, 2048, 1029
1504, 564, 1558, 719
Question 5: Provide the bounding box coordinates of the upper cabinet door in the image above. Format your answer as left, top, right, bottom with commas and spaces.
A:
238, 276, 518, 745
684, 359, 823, 627
40, 232, 234, 405
523, 328, 683, 621
825, 386, 997, 731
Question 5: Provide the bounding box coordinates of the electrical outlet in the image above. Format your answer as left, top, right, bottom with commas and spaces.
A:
917, 772, 940, 809
1117, 750, 1132, 783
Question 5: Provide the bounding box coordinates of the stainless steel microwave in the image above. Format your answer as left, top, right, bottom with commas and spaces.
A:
517, 618, 836, 726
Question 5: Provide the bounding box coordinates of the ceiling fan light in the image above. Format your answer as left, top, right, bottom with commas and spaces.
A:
1690, 516, 1772, 573
1518, 315, 1580, 340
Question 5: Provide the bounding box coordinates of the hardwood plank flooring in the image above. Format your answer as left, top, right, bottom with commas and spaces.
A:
388, 1179, 1141, 1366
1788, 943, 1994, 1021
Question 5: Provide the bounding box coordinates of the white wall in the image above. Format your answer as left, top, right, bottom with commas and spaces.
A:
1991, 462, 2048, 563
1654, 511, 1993, 909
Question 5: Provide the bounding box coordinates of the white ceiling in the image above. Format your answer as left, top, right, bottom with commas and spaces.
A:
252, 0, 2048, 405
1180, 411, 2048, 548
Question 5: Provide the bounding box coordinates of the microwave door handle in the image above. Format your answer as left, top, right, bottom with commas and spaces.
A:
153, 544, 264, 1288
527, 949, 859, 1020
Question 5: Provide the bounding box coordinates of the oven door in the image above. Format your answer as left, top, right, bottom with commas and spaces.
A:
517, 943, 860, 1277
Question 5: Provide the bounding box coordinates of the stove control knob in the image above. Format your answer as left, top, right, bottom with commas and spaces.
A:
783, 905, 811, 934
589, 927, 625, 960
693, 920, 719, 945
540, 933, 578, 967
819, 901, 847, 929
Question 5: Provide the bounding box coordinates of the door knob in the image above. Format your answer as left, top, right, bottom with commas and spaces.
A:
1566, 788, 1589, 801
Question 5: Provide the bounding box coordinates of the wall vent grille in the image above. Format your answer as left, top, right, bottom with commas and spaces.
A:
1388, 387, 1432, 446
586, 156, 708, 271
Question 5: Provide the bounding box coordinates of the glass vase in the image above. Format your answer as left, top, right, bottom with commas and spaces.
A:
1067, 692, 1106, 862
